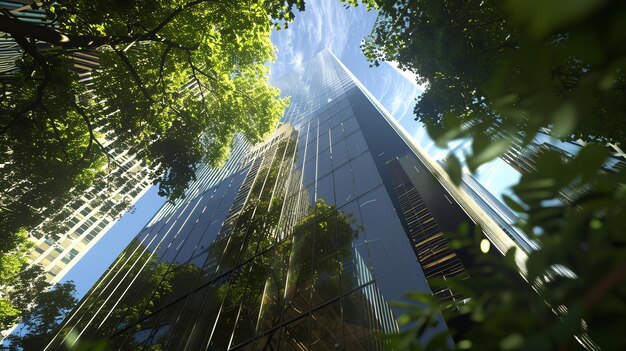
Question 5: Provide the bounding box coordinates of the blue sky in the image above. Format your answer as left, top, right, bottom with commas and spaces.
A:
61, 0, 521, 299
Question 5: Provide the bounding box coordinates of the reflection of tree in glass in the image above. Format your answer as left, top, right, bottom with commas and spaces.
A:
52, 245, 201, 349
52, 128, 369, 349
196, 127, 363, 349
0, 230, 78, 350
253, 198, 362, 350
109, 261, 201, 349
5, 272, 77, 350
205, 133, 299, 349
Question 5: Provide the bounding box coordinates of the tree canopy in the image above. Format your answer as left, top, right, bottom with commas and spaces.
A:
361, 0, 626, 153
4, 278, 77, 351
353, 0, 626, 349
0, 229, 77, 348
0, 0, 304, 250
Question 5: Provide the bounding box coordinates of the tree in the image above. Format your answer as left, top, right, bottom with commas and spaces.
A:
5, 280, 77, 351
350, 0, 626, 349
0, 230, 78, 350
0, 229, 38, 330
0, 0, 304, 254
360, 0, 625, 153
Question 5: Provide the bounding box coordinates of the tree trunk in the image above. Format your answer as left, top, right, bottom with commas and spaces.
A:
0, 13, 134, 49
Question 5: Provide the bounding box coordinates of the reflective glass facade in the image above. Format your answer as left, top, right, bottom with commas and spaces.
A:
46, 50, 485, 350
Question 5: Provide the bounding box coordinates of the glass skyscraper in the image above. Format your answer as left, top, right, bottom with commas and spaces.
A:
45, 50, 521, 350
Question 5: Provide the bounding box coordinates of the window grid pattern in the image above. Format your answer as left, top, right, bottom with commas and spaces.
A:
45, 51, 445, 351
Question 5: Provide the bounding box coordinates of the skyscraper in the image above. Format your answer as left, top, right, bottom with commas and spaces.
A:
45, 50, 523, 350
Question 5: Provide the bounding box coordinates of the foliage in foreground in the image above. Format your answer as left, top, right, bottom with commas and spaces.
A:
4, 280, 77, 351
349, 0, 626, 349
0, 230, 77, 350
388, 148, 626, 350
0, 0, 304, 256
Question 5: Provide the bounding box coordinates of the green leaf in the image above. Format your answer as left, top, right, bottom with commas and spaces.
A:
467, 138, 514, 173
570, 143, 610, 181
550, 103, 577, 139
505, 0, 611, 38
499, 333, 524, 350
445, 153, 463, 185
502, 194, 526, 213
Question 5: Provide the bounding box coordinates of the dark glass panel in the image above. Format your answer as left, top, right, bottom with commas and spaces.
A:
187, 217, 225, 268
342, 116, 359, 137
294, 145, 306, 171
345, 131, 367, 159
319, 120, 330, 138
208, 262, 251, 350
330, 138, 349, 169
319, 128, 331, 152
318, 148, 332, 178
116, 315, 165, 349
342, 205, 372, 294
256, 241, 291, 335
306, 183, 316, 208
358, 187, 416, 282
215, 228, 247, 277
279, 314, 310, 350
310, 299, 343, 351
143, 262, 202, 318
333, 164, 356, 207
303, 156, 317, 186
311, 251, 342, 309
311, 213, 341, 307
167, 282, 222, 350
120, 299, 183, 350
351, 152, 382, 196
331, 123, 344, 144
316, 174, 335, 207
252, 330, 281, 351
297, 131, 308, 152
342, 287, 384, 350
306, 136, 318, 161
283, 226, 315, 321
231, 251, 273, 346
199, 236, 228, 283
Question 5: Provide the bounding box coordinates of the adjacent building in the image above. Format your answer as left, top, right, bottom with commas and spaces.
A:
500, 131, 626, 205
44, 50, 523, 350
1, 0, 154, 285
26, 143, 153, 284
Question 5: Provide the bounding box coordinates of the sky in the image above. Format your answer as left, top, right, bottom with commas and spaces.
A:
60, 0, 521, 300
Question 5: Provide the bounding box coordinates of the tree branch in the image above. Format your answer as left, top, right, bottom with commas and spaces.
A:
1, 35, 50, 135
150, 34, 199, 51
157, 45, 172, 94
0, 12, 122, 48
0, 0, 216, 52
47, 116, 72, 164
115, 50, 155, 104
186, 52, 208, 113
72, 101, 119, 170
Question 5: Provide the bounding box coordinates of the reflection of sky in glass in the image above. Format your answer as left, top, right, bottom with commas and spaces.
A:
409, 121, 522, 207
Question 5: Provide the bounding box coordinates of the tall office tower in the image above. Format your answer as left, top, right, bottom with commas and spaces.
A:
45, 50, 521, 350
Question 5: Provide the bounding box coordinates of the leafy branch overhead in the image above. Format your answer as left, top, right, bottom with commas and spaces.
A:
351, 0, 626, 349
0, 0, 304, 245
